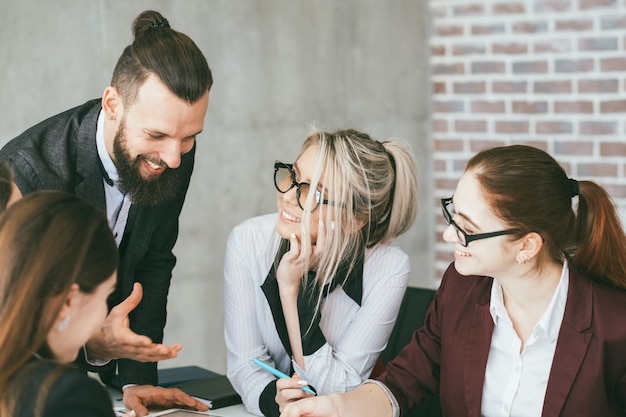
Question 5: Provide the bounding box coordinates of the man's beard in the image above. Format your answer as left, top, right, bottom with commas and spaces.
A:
113, 122, 182, 206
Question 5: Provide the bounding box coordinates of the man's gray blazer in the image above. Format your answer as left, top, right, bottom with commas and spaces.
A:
0, 99, 195, 387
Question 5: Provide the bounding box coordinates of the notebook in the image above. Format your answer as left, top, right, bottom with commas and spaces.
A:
158, 366, 221, 387
175, 375, 242, 409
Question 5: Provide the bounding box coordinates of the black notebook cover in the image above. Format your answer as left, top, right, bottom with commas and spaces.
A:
175, 375, 242, 409
158, 366, 220, 387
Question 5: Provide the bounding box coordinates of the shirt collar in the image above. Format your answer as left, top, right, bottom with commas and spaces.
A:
96, 110, 119, 185
489, 279, 506, 325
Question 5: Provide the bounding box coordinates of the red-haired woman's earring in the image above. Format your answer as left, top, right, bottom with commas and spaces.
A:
57, 315, 70, 332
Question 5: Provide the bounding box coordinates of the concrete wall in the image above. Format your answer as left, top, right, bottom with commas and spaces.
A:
0, 1, 432, 373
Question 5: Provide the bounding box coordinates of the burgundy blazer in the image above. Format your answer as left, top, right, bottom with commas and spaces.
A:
377, 263, 626, 417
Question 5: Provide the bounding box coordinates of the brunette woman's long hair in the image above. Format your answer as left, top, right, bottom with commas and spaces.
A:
0, 191, 118, 416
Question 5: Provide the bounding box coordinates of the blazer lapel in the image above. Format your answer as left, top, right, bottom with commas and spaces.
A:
74, 102, 106, 210
464, 281, 494, 417
542, 271, 593, 416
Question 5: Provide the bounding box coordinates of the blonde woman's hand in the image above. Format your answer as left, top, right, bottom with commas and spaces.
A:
276, 221, 327, 293
276, 232, 306, 295
275, 373, 313, 413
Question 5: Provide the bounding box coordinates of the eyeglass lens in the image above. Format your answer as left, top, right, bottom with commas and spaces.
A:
442, 199, 467, 246
274, 165, 320, 210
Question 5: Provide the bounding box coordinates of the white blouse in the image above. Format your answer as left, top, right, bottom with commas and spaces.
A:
481, 262, 569, 417
224, 213, 410, 416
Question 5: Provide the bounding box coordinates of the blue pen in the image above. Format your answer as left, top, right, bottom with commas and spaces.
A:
253, 358, 316, 395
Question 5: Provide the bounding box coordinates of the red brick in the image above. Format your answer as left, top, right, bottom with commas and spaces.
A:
600, 142, 626, 156
510, 140, 549, 151
436, 25, 464, 37
513, 21, 548, 33
534, 39, 572, 53
555, 101, 594, 113
434, 139, 464, 152
471, 61, 506, 74
601, 57, 626, 71
471, 100, 506, 113
555, 58, 594, 73
433, 63, 465, 75
578, 78, 619, 93
601, 16, 626, 29
493, 42, 528, 54
471, 24, 506, 35
580, 121, 618, 135
470, 140, 507, 152
579, 37, 618, 51
493, 81, 527, 93
494, 2, 525, 13
534, 80, 572, 93
435, 230, 451, 243
495, 121, 529, 134
453, 4, 485, 15
452, 44, 486, 55
433, 82, 446, 94
455, 120, 487, 133
558, 161, 574, 176
433, 119, 448, 133
433, 159, 447, 171
537, 121, 574, 134
513, 60, 548, 73
434, 101, 465, 113
555, 19, 594, 31
436, 250, 454, 264
580, 0, 618, 10
600, 100, 626, 113
513, 101, 548, 113
602, 184, 626, 198
554, 141, 594, 155
534, 0, 573, 12
578, 163, 618, 177
453, 81, 486, 94
453, 159, 470, 171
435, 178, 461, 190
431, 45, 446, 56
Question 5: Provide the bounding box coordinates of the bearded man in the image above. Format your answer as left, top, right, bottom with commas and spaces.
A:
0, 10, 212, 416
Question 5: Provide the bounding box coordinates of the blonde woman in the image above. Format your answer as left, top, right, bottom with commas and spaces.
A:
224, 128, 419, 416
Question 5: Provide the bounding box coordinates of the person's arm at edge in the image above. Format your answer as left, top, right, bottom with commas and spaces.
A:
279, 382, 394, 417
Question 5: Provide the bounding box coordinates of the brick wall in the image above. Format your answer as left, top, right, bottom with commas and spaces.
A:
430, 0, 626, 282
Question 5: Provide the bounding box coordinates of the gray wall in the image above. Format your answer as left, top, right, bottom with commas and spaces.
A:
1, 1, 432, 374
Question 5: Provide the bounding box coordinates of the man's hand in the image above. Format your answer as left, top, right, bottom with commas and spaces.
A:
85, 282, 182, 362
123, 385, 210, 417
